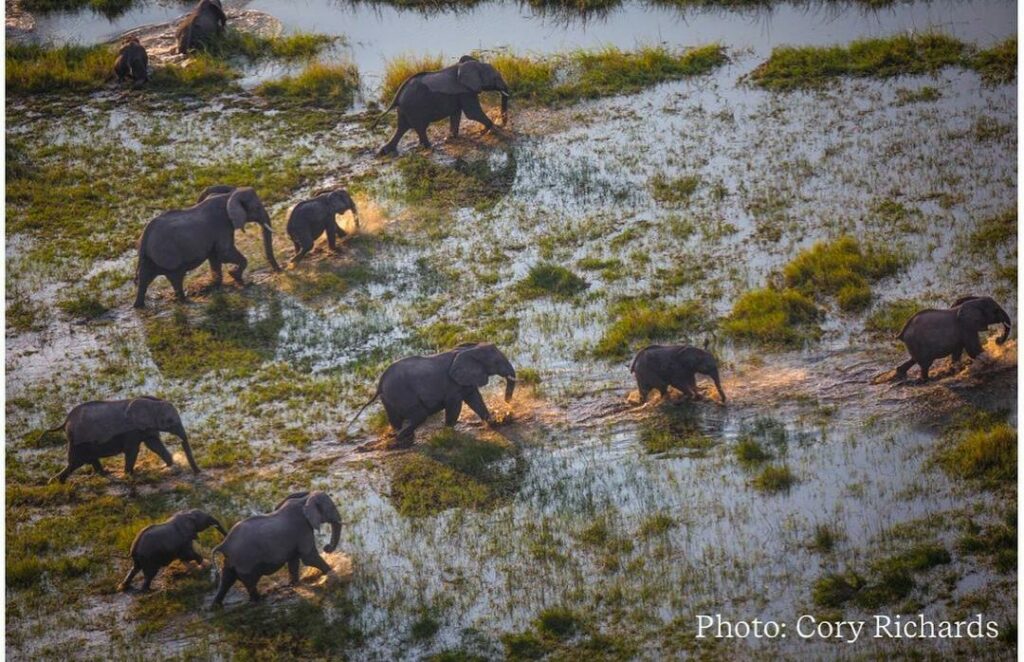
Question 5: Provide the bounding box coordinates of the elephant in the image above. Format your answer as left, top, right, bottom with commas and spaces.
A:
349, 342, 516, 447
120, 509, 226, 592
133, 186, 280, 308
196, 184, 237, 203
43, 397, 199, 483
894, 295, 1011, 382
286, 189, 360, 264
376, 55, 510, 156
176, 0, 226, 54
212, 491, 342, 605
630, 345, 727, 404
113, 37, 148, 86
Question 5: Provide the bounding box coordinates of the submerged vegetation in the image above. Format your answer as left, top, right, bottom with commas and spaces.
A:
937, 412, 1016, 487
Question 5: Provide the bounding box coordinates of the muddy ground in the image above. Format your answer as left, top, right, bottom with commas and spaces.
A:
5, 0, 1018, 659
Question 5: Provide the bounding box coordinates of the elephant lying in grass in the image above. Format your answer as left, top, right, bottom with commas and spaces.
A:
631, 344, 726, 404
120, 510, 226, 592
895, 295, 1012, 382
212, 491, 342, 606
45, 396, 199, 483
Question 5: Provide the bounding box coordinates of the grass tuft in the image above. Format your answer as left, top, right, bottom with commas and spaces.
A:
380, 53, 444, 103
6, 43, 113, 94
722, 287, 821, 347
254, 60, 360, 107
938, 419, 1016, 486
865, 299, 922, 335
516, 263, 588, 299
594, 299, 709, 359
782, 236, 903, 312
970, 36, 1017, 85
752, 464, 795, 493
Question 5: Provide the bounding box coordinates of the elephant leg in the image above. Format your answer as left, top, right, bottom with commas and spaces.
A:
220, 246, 248, 284
447, 112, 461, 139
379, 114, 411, 155
91, 459, 108, 476
140, 567, 159, 592
52, 456, 84, 483
213, 567, 237, 606
288, 557, 300, 586
240, 575, 261, 602
184, 545, 203, 565
382, 401, 404, 431
209, 257, 224, 287
119, 563, 140, 591
463, 387, 492, 423
894, 358, 916, 379
142, 435, 175, 468
300, 549, 333, 576
963, 334, 984, 359
918, 359, 934, 383
291, 244, 312, 264
394, 408, 429, 448
167, 271, 187, 302
635, 378, 651, 404
462, 96, 495, 132
134, 261, 158, 309
414, 124, 432, 148
444, 397, 463, 426
123, 443, 140, 475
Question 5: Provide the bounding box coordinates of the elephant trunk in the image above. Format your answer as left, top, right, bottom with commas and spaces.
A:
323, 520, 341, 554
499, 89, 509, 124
175, 425, 201, 474
712, 372, 727, 403
211, 518, 227, 536
350, 201, 360, 232
260, 217, 281, 272
997, 307, 1011, 345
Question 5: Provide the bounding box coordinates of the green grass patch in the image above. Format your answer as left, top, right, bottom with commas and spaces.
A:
722, 287, 821, 347
937, 418, 1016, 487
638, 512, 677, 538
865, 299, 922, 335
207, 30, 337, 62
650, 174, 701, 203
394, 153, 516, 211
812, 542, 952, 609
254, 60, 361, 107
809, 523, 838, 553
752, 464, 795, 493
20, 0, 133, 15
734, 437, 771, 466
749, 33, 969, 90
148, 54, 240, 93
783, 236, 903, 312
639, 407, 716, 456
959, 509, 1016, 572
969, 208, 1016, 252
594, 299, 709, 359
970, 36, 1017, 85
380, 53, 445, 103
535, 607, 583, 640
6, 43, 113, 94
516, 263, 588, 299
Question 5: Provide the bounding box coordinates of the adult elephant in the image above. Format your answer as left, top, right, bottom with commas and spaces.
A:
176, 0, 226, 54
631, 345, 726, 404
349, 342, 516, 447
43, 397, 199, 483
894, 295, 1012, 382
376, 55, 510, 156
133, 186, 280, 308
212, 491, 342, 605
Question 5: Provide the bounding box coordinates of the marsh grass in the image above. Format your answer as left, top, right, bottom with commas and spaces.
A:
937, 415, 1016, 487
750, 33, 969, 90
21, 0, 136, 16
783, 236, 903, 312
734, 437, 771, 466
958, 510, 1016, 572
640, 407, 716, 455
812, 542, 951, 608
380, 53, 444, 103
255, 61, 361, 107
752, 464, 795, 492
395, 154, 515, 211
6, 43, 114, 94
970, 37, 1017, 85
809, 523, 839, 553
969, 208, 1016, 252
206, 30, 337, 62
594, 299, 709, 359
516, 263, 588, 299
650, 174, 701, 203
865, 299, 922, 335
722, 287, 821, 347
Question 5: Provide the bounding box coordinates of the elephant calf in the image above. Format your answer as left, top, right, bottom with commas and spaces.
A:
113, 37, 148, 86
349, 342, 516, 447
286, 189, 359, 264
176, 0, 226, 54
120, 510, 226, 592
44, 396, 199, 483
895, 295, 1011, 382
212, 491, 342, 605
631, 344, 726, 404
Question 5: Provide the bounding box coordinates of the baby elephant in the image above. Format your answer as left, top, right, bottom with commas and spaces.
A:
120, 510, 226, 592
286, 189, 359, 264
113, 37, 148, 86
631, 344, 726, 404
212, 491, 342, 606
895, 295, 1011, 382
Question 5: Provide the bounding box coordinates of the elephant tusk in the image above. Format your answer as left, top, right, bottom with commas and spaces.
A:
261, 222, 275, 234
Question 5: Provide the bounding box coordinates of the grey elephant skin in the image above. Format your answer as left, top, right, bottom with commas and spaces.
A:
377, 55, 510, 155
895, 295, 1012, 381
630, 345, 727, 404
287, 189, 360, 263
120, 509, 226, 592
350, 342, 516, 446
45, 397, 199, 483
212, 491, 342, 605
134, 186, 280, 308
176, 0, 226, 54
113, 37, 148, 86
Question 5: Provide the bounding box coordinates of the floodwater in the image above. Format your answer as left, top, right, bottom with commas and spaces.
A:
6, 0, 1017, 658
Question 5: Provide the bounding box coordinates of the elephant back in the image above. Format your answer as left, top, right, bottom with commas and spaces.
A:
65, 399, 134, 447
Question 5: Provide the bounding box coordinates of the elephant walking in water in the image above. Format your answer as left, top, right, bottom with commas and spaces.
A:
631, 345, 727, 404
133, 186, 280, 308
120, 510, 226, 592
349, 342, 517, 447
895, 295, 1012, 382
44, 397, 199, 483
376, 55, 510, 156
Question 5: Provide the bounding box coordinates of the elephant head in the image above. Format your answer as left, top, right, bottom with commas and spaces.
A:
175, 509, 227, 538
457, 55, 510, 122
954, 296, 1011, 345
301, 491, 342, 553
125, 397, 200, 473
226, 187, 281, 272
450, 342, 517, 402
326, 189, 359, 231
680, 348, 726, 403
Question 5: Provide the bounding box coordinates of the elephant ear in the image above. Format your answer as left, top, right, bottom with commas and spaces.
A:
303, 493, 325, 530
227, 187, 256, 230
957, 300, 988, 332
423, 68, 472, 95
449, 346, 488, 387
125, 398, 159, 430
456, 60, 487, 93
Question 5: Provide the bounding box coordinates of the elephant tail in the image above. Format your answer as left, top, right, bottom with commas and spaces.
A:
35, 417, 69, 445
372, 75, 416, 128
345, 390, 380, 430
